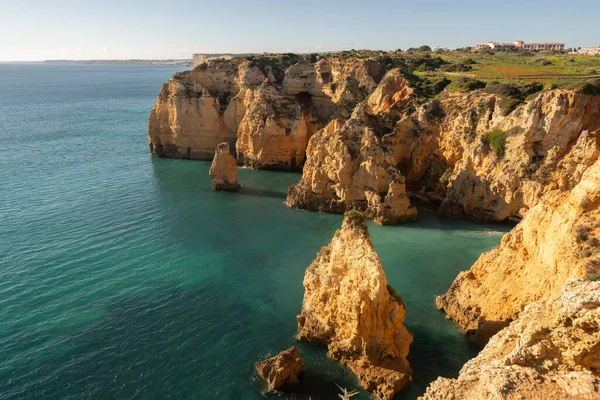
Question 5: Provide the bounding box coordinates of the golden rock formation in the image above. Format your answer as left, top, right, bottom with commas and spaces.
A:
286, 70, 417, 224
422, 279, 600, 400
287, 119, 417, 224
437, 133, 600, 345
255, 346, 304, 391
209, 143, 239, 191
438, 91, 600, 221
297, 211, 413, 399
148, 56, 385, 170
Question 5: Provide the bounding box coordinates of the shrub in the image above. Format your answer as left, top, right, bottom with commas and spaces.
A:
498, 98, 523, 116
575, 224, 590, 242
577, 80, 600, 96
481, 129, 507, 157
427, 77, 451, 95
562, 79, 600, 96
418, 45, 432, 52
452, 77, 486, 92
484, 82, 522, 98
585, 273, 600, 281
344, 210, 368, 231
534, 58, 552, 66
440, 63, 473, 72
339, 98, 357, 111
463, 58, 477, 65
520, 83, 544, 98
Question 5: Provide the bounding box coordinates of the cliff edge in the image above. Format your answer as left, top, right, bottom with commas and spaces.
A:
437, 133, 600, 346
422, 279, 600, 400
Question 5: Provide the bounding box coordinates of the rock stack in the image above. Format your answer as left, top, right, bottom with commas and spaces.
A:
209, 143, 239, 191
297, 211, 413, 399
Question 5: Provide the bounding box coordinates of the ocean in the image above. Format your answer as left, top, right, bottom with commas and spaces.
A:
0, 63, 508, 399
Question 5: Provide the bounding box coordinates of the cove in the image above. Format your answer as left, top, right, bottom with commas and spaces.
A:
0, 64, 508, 399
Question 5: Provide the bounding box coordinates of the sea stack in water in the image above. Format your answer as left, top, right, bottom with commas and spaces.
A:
209, 143, 239, 191
255, 346, 304, 391
297, 210, 413, 399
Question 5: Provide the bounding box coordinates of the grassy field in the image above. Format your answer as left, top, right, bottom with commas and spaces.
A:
431, 52, 600, 85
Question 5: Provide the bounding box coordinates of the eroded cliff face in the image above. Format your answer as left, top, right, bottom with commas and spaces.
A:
438, 91, 600, 221
297, 211, 413, 399
148, 56, 384, 170
287, 69, 418, 224
437, 137, 600, 346
422, 279, 600, 400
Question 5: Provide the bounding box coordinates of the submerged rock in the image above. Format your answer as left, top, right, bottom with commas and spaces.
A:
297, 211, 413, 399
255, 346, 304, 391
422, 279, 600, 400
209, 143, 239, 191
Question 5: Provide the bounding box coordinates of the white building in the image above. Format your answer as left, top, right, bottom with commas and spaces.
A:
476, 40, 565, 52
577, 46, 600, 56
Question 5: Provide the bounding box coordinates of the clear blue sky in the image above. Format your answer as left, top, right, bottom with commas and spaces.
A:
1, 0, 598, 61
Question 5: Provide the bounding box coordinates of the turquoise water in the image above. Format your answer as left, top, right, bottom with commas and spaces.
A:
0, 64, 508, 399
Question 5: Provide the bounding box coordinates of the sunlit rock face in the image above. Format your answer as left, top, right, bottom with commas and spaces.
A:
422, 279, 600, 400
297, 211, 413, 399
209, 142, 239, 191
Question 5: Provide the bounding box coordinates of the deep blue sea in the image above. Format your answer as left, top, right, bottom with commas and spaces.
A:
0, 63, 508, 399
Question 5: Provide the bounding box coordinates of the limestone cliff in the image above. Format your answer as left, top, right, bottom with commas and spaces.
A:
438, 91, 600, 221
287, 118, 417, 224
148, 55, 384, 170
297, 211, 413, 399
287, 69, 418, 224
421, 279, 600, 400
288, 87, 600, 223
437, 137, 600, 346
209, 143, 239, 191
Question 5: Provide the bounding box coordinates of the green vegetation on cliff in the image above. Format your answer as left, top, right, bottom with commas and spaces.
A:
481, 129, 507, 157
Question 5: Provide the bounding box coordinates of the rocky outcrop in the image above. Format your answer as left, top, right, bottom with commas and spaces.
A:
438, 90, 600, 222
297, 211, 413, 399
148, 56, 384, 170
366, 69, 414, 116
148, 61, 242, 160
437, 139, 600, 346
255, 346, 304, 391
286, 70, 418, 224
287, 119, 417, 224
288, 87, 600, 224
209, 143, 239, 191
235, 81, 321, 170
421, 279, 600, 400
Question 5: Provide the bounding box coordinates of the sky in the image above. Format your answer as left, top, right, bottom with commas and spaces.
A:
1, 0, 599, 61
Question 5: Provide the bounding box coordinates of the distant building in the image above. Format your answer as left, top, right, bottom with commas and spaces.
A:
476, 40, 565, 52
576, 46, 600, 56
514, 41, 565, 51
475, 42, 517, 51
